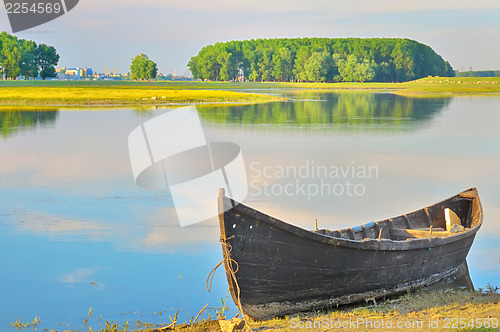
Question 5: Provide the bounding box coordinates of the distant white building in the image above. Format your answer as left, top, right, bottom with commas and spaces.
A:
57, 67, 93, 80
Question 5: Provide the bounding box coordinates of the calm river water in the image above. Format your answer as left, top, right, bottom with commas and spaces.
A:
1, 91, 499, 330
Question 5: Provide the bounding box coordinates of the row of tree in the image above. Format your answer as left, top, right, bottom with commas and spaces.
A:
188, 38, 455, 83
0, 31, 60, 80
457, 70, 500, 77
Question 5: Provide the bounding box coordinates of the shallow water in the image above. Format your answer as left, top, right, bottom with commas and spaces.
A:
0, 92, 499, 330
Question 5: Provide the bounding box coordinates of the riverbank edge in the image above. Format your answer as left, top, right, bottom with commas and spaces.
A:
164, 289, 500, 332
0, 87, 286, 106
0, 77, 499, 106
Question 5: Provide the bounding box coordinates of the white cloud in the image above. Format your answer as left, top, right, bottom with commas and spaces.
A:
15, 211, 112, 240
59, 267, 105, 289
80, 0, 500, 15
59, 267, 99, 284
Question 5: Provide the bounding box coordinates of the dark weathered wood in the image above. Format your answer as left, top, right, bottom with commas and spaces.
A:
218, 188, 483, 320
402, 214, 411, 228
424, 208, 432, 226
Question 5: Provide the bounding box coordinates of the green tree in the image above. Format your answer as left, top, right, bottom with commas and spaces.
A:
1, 37, 22, 80
331, 53, 343, 82
244, 49, 260, 81
0, 32, 59, 80
188, 37, 454, 82
304, 51, 331, 82
130, 53, 158, 80
218, 50, 237, 81
20, 40, 38, 80
374, 61, 393, 82
187, 55, 200, 80
191, 45, 220, 80
293, 47, 311, 82
272, 47, 293, 82
391, 41, 415, 82
338, 55, 375, 82
257, 46, 273, 81
36, 44, 60, 80
357, 59, 376, 82
0, 31, 9, 79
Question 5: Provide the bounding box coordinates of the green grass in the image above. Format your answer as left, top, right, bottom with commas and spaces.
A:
0, 85, 284, 105
395, 77, 500, 95
1, 77, 499, 106
269, 77, 500, 95
239, 289, 500, 332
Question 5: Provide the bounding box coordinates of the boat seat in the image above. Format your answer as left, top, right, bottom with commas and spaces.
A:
412, 227, 446, 231
390, 227, 451, 239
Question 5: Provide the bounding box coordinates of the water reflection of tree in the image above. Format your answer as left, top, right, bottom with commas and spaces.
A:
0, 109, 59, 139
199, 93, 451, 130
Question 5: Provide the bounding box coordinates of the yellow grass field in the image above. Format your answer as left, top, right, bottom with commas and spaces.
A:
0, 77, 499, 106
0, 85, 284, 105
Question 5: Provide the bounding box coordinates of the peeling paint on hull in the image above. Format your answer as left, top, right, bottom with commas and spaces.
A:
242, 264, 463, 320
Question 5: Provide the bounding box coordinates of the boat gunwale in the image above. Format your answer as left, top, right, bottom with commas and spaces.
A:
220, 187, 482, 251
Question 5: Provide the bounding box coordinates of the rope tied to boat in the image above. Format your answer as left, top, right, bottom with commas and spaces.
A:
206, 236, 237, 292
205, 259, 223, 291
206, 235, 253, 331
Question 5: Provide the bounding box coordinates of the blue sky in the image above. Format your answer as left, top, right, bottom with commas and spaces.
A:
1, 0, 499, 75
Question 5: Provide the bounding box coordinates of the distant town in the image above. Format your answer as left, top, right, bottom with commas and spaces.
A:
55, 66, 193, 81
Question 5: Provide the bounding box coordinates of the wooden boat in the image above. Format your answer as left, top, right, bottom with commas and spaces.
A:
217, 188, 483, 320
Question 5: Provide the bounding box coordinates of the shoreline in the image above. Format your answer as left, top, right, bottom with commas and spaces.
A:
0, 86, 285, 106
166, 288, 500, 331
1, 77, 499, 107
12, 288, 496, 331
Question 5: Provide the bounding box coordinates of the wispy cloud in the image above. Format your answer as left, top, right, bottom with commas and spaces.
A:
59, 267, 105, 289
82, 0, 500, 15
9, 206, 220, 253
15, 211, 112, 240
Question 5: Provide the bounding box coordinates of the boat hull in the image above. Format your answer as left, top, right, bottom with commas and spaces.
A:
218, 188, 482, 320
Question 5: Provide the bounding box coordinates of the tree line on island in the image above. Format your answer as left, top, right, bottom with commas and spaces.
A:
188, 38, 455, 83
0, 32, 60, 80
457, 70, 500, 77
